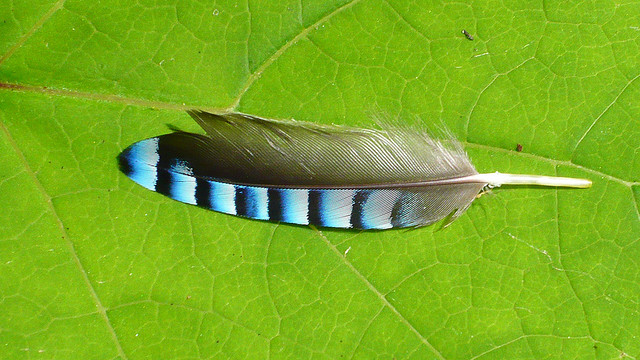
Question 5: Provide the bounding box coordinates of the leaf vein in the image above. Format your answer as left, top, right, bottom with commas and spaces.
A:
227, 0, 364, 110
0, 0, 66, 65
0, 121, 129, 360
311, 226, 446, 360
571, 72, 640, 157
1, 82, 637, 185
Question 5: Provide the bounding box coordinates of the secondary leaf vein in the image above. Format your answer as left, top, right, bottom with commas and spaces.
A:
311, 225, 446, 360
0, 0, 66, 65
0, 121, 129, 360
227, 0, 363, 110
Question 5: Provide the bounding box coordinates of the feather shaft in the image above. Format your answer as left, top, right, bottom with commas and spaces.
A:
467, 172, 592, 188
237, 172, 591, 189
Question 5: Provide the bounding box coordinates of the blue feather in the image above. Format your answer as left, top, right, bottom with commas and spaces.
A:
118, 112, 591, 229
119, 138, 412, 229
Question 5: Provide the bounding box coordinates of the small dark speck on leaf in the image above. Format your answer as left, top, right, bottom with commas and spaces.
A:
186, 295, 191, 300
516, 143, 523, 152
462, 29, 474, 41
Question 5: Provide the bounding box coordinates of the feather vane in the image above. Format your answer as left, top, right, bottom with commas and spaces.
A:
118, 111, 591, 229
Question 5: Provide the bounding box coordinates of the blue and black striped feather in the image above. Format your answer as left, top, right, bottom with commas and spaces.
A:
118, 111, 486, 229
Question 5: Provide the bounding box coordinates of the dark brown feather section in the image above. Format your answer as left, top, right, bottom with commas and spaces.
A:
185, 111, 478, 187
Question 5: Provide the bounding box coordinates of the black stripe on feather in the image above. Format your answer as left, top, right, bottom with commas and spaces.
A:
390, 194, 407, 228
195, 178, 212, 209
308, 190, 323, 226
350, 190, 370, 229
118, 149, 133, 177
154, 138, 175, 196
268, 188, 283, 222
235, 187, 248, 217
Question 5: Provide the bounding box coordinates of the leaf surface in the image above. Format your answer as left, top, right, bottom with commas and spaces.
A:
1, 0, 639, 359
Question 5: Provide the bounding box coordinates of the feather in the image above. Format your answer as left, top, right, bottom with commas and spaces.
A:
118, 111, 591, 229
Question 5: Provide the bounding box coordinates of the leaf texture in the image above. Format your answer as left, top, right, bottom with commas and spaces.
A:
1, 0, 639, 359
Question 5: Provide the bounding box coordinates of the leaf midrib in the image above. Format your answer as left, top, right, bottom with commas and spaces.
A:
1, 81, 636, 190
2, 1, 638, 357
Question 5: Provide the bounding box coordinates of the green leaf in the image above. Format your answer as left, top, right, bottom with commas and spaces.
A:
1, 0, 639, 359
